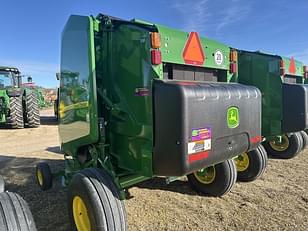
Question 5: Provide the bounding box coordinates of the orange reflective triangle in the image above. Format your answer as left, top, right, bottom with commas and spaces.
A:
182, 32, 205, 66
289, 57, 296, 74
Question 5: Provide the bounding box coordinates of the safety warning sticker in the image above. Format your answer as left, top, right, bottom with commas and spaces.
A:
191, 127, 211, 141
188, 127, 212, 154
188, 139, 211, 154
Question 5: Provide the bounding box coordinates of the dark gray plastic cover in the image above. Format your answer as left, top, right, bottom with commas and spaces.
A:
282, 83, 308, 133
153, 79, 262, 176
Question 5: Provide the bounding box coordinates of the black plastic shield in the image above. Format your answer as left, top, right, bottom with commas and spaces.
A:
153, 80, 262, 176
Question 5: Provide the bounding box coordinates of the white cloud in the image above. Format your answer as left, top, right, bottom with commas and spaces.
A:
215, 4, 250, 34
171, 0, 211, 33
171, 0, 251, 36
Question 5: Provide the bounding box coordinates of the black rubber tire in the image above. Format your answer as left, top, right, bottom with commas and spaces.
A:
0, 192, 37, 231
7, 96, 24, 129
300, 131, 308, 150
187, 159, 237, 197
68, 168, 127, 231
0, 175, 4, 193
54, 99, 58, 120
236, 144, 268, 182
263, 132, 303, 159
25, 92, 40, 128
36, 162, 52, 191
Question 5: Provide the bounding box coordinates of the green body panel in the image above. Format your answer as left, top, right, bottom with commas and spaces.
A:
59, 14, 235, 190
0, 90, 10, 123
59, 15, 99, 156
156, 25, 229, 69
100, 19, 159, 180
237, 51, 305, 138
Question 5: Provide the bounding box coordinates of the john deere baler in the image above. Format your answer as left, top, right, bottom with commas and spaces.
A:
36, 14, 262, 230
237, 51, 308, 159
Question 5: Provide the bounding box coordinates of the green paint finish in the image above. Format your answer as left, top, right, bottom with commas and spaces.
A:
59, 15, 99, 156
0, 67, 19, 124
155, 24, 229, 70
227, 107, 239, 128
237, 50, 305, 137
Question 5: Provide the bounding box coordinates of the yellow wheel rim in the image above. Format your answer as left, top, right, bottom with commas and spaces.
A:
269, 135, 290, 152
37, 169, 43, 186
235, 153, 250, 172
73, 196, 91, 231
193, 166, 216, 184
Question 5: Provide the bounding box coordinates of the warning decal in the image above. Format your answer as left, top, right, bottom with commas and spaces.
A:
182, 32, 205, 66
192, 127, 211, 141
188, 139, 211, 154
188, 127, 212, 155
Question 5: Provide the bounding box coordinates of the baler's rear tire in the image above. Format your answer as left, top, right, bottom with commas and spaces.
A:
187, 159, 237, 197
300, 131, 308, 150
8, 96, 24, 129
263, 133, 303, 159
235, 144, 268, 182
0, 192, 37, 231
68, 168, 127, 231
25, 92, 40, 128
36, 162, 52, 191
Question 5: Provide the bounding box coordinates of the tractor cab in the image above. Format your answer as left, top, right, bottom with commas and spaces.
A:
0, 67, 20, 89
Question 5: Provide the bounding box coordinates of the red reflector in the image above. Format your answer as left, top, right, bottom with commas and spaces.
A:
188, 151, 209, 163
230, 62, 237, 73
151, 50, 162, 65
250, 135, 262, 144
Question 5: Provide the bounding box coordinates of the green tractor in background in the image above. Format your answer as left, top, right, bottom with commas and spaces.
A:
0, 66, 40, 128
22, 76, 47, 108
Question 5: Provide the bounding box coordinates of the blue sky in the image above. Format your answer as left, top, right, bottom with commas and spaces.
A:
1, 0, 308, 87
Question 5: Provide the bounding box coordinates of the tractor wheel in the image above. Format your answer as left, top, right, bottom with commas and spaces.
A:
7, 96, 24, 129
235, 144, 268, 182
0, 175, 4, 193
36, 162, 53, 191
68, 168, 127, 231
187, 159, 237, 197
25, 92, 40, 128
300, 131, 308, 150
263, 133, 303, 159
0, 192, 37, 231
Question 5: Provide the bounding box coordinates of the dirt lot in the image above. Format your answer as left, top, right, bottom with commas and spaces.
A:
0, 108, 308, 231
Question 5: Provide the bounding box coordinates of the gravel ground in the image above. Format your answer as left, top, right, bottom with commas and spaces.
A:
0, 108, 308, 231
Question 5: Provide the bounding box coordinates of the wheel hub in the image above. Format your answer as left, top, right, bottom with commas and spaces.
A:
269, 135, 290, 152
235, 153, 250, 172
193, 166, 216, 184
73, 196, 91, 231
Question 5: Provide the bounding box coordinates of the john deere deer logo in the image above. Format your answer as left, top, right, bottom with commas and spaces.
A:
227, 107, 239, 128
